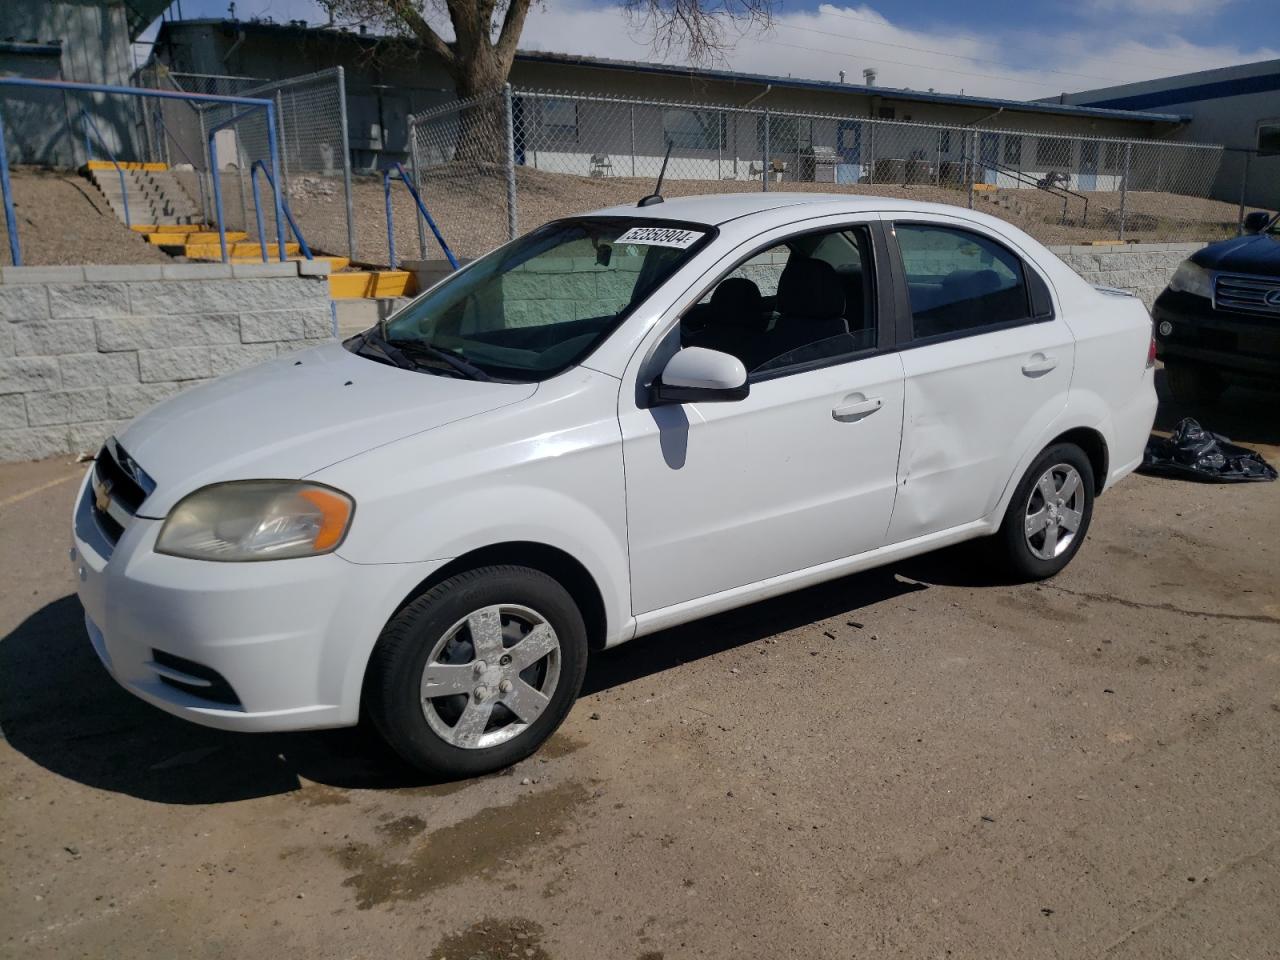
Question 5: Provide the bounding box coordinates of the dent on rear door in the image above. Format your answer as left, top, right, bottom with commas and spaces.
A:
887, 322, 1075, 542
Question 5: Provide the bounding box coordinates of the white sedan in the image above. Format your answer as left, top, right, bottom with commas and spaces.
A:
72, 194, 1157, 777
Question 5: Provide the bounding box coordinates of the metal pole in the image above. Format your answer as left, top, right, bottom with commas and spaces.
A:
630, 103, 636, 178
0, 114, 21, 265
762, 108, 769, 192
503, 84, 518, 241
1118, 142, 1131, 242
250, 165, 268, 262
336, 67, 357, 261
384, 168, 397, 270
968, 129, 977, 210
717, 109, 723, 180
264, 100, 287, 260
407, 115, 427, 259
208, 130, 229, 262
1236, 150, 1252, 235
275, 89, 290, 197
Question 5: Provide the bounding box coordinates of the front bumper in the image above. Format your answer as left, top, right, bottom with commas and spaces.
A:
1152, 291, 1280, 380
71, 468, 446, 732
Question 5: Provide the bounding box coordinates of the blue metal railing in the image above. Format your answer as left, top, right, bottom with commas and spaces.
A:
207, 109, 287, 263
382, 162, 458, 271
79, 108, 132, 228
0, 76, 282, 267
249, 159, 312, 263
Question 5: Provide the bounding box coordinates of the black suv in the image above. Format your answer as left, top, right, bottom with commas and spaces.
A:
1152, 210, 1280, 406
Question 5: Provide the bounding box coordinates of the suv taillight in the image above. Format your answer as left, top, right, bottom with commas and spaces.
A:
1147, 329, 1157, 368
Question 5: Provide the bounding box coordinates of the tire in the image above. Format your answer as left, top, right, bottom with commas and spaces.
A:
364, 565, 589, 778
1166, 362, 1226, 410
995, 443, 1095, 582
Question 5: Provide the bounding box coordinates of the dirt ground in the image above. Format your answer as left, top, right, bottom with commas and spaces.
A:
1, 375, 1278, 960
0, 169, 172, 267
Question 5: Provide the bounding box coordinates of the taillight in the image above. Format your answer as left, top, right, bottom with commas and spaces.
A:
1147, 331, 1158, 368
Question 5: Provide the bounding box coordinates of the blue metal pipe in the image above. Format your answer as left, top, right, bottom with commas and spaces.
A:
264, 101, 288, 262
207, 132, 229, 263
382, 161, 459, 271
249, 164, 268, 263
250, 160, 312, 262
0, 112, 19, 266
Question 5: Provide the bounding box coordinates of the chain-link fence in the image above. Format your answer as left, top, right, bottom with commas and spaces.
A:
185, 68, 356, 260
409, 86, 1236, 261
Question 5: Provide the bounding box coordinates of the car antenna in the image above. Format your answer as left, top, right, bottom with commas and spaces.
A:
638, 140, 672, 207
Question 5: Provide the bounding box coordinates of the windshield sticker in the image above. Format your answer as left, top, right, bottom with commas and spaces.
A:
614, 226, 705, 249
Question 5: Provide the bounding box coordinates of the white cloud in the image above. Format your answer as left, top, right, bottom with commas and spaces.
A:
512, 1, 1278, 99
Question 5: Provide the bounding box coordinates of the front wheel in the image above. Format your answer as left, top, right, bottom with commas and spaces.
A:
995, 443, 1095, 581
364, 565, 589, 778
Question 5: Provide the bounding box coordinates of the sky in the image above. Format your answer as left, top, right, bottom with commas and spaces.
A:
138, 0, 1280, 100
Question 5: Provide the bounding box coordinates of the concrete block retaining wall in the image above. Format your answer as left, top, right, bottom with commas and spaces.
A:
1049, 242, 1206, 310
0, 262, 335, 463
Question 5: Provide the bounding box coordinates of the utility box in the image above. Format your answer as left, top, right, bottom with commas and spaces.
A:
801, 145, 838, 183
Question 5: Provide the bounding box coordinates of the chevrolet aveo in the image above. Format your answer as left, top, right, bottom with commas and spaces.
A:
73, 194, 1158, 777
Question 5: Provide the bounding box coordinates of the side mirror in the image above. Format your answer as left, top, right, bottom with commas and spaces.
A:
1242, 210, 1272, 235
652, 347, 749, 405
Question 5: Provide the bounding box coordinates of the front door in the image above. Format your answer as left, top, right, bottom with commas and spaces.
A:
619, 220, 906, 615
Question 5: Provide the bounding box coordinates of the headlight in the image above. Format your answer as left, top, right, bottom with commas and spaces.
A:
156, 481, 354, 561
1168, 261, 1212, 299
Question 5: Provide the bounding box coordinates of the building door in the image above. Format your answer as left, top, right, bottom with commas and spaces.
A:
980, 132, 1000, 185
1079, 140, 1099, 192
837, 119, 862, 184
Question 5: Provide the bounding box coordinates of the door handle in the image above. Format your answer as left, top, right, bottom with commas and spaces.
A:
1021, 353, 1058, 377
832, 395, 883, 422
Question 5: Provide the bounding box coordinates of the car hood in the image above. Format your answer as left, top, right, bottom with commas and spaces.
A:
119, 341, 537, 517
1192, 232, 1280, 273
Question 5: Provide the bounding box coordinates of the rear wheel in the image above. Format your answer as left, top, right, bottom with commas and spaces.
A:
364, 565, 588, 778
995, 443, 1094, 581
1166, 362, 1226, 410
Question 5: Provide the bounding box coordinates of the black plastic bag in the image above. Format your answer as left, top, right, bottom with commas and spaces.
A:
1139, 418, 1277, 483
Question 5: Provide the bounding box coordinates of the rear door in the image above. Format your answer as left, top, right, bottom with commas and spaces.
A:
883, 216, 1074, 543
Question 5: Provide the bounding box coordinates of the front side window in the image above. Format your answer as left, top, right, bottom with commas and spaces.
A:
894, 223, 1033, 339
680, 225, 877, 377
371, 218, 711, 382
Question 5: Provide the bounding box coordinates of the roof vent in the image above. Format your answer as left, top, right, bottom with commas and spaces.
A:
863, 68, 877, 86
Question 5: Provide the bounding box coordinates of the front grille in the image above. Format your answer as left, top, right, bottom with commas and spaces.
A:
1214, 273, 1280, 316
90, 439, 155, 544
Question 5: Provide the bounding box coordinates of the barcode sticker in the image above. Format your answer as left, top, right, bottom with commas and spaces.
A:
615, 226, 704, 249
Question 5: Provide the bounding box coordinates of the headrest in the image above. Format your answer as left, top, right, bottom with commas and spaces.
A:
777, 257, 845, 319
709, 277, 766, 330
941, 269, 1002, 302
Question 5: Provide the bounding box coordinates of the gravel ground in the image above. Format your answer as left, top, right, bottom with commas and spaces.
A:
1, 374, 1278, 959
1, 169, 172, 267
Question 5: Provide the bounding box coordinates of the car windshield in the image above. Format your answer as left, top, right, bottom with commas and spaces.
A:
365, 217, 712, 382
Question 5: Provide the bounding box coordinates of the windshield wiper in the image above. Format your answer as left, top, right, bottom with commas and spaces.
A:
351, 329, 416, 370
386, 338, 493, 382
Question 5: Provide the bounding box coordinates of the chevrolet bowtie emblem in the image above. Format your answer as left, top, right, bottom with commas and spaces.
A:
94, 478, 113, 514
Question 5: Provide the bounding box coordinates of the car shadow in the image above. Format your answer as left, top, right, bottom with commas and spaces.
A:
2, 566, 942, 804
1153, 367, 1280, 448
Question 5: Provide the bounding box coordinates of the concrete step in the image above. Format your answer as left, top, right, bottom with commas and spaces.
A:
184, 241, 302, 260
329, 270, 416, 300
334, 297, 413, 336
145, 230, 249, 245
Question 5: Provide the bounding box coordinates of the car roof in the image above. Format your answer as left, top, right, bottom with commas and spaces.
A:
586, 192, 967, 226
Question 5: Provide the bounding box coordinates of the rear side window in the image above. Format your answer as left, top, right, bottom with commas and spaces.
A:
895, 223, 1044, 340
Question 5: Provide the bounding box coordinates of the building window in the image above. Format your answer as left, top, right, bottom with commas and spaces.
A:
663, 109, 725, 150
878, 107, 896, 120
541, 100, 578, 140
1258, 122, 1280, 156
1003, 136, 1022, 166
940, 130, 952, 153
1104, 141, 1123, 170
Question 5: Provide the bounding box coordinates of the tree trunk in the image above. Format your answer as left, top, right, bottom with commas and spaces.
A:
447, 42, 508, 166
